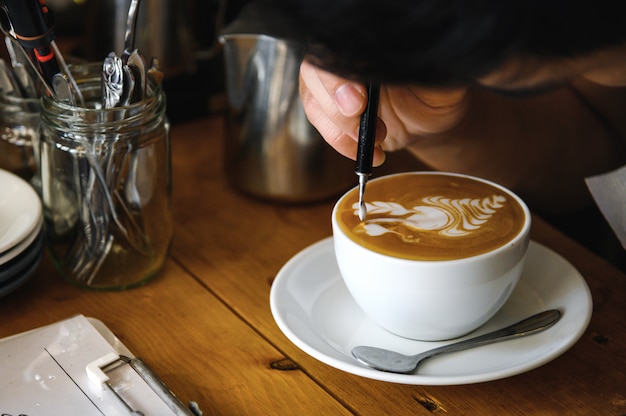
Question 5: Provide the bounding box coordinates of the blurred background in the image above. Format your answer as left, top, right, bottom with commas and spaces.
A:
39, 0, 249, 123
1, 0, 623, 271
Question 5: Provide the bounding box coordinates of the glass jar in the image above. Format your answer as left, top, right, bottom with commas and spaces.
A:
0, 94, 40, 182
39, 63, 172, 290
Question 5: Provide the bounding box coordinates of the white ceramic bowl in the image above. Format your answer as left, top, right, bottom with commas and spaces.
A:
332, 172, 531, 341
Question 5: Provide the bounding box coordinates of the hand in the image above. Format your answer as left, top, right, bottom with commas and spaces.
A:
298, 59, 470, 165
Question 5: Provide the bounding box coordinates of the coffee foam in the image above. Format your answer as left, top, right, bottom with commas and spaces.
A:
336, 173, 526, 260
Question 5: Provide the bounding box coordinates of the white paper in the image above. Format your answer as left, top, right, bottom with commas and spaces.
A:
0, 315, 182, 416
586, 165, 626, 249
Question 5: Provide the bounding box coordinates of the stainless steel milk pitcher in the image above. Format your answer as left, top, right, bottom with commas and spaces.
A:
219, 34, 354, 202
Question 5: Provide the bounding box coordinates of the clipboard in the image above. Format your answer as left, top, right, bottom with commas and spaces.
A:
0, 315, 202, 416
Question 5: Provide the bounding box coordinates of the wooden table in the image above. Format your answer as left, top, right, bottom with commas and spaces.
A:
2, 117, 625, 415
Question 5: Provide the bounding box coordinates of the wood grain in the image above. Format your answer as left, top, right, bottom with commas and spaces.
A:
1, 116, 624, 415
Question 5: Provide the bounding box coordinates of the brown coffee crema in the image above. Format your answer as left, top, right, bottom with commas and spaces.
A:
336, 174, 526, 260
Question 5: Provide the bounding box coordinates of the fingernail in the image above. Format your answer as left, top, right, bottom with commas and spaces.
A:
373, 148, 386, 167
335, 84, 363, 116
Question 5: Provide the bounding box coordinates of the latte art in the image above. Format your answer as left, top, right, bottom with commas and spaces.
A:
336, 173, 526, 260
353, 195, 507, 240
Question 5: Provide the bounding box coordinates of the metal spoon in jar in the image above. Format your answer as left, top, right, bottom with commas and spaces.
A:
351, 309, 561, 374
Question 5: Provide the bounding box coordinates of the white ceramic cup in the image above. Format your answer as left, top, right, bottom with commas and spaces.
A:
331, 172, 531, 341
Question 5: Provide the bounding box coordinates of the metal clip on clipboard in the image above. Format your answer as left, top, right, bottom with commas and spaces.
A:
87, 352, 202, 416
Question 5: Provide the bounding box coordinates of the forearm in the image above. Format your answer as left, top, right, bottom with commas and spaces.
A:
404, 82, 626, 214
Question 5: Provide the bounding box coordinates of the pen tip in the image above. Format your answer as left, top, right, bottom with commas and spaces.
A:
358, 199, 367, 221
357, 174, 368, 221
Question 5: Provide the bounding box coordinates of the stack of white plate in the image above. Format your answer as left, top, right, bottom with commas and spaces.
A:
0, 169, 44, 298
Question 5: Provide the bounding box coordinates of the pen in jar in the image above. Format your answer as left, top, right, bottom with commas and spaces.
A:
356, 82, 380, 221
2, 0, 82, 106
2, 0, 60, 88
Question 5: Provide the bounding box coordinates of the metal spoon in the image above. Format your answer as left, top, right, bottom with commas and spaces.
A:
127, 49, 146, 102
4, 36, 38, 98
102, 52, 124, 108
351, 309, 561, 374
0, 58, 19, 95
51, 73, 75, 105
122, 0, 140, 61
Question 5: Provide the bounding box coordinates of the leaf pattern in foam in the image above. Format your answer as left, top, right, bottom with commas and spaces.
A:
352, 195, 507, 238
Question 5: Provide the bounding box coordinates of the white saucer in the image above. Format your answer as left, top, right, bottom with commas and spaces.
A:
270, 238, 593, 385
0, 169, 42, 254
0, 241, 43, 298
0, 229, 43, 285
0, 216, 43, 265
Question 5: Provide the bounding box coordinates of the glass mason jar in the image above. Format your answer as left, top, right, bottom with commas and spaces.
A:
39, 63, 172, 290
0, 94, 40, 182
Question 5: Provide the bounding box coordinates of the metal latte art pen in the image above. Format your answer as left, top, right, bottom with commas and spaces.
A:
356, 83, 380, 221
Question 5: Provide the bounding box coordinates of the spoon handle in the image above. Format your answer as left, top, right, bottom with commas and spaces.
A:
123, 0, 141, 56
418, 309, 561, 360
352, 309, 562, 373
